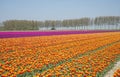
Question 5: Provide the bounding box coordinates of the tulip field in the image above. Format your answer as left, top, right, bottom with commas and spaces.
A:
0, 30, 120, 77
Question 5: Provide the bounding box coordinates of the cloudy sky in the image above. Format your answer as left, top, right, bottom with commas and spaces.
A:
0, 0, 120, 22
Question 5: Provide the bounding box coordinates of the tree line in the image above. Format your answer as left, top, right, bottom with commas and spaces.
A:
0, 16, 120, 31
1, 20, 39, 31
94, 16, 120, 25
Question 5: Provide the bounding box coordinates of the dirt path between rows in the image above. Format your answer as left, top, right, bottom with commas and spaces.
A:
104, 61, 120, 77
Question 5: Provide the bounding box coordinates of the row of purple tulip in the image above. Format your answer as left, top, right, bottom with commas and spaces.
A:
0, 30, 119, 38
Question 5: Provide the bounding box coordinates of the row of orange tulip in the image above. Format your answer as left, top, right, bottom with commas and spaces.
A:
113, 68, 120, 77
0, 32, 120, 76
0, 32, 118, 53
39, 42, 120, 77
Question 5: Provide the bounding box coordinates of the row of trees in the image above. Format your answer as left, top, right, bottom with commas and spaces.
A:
94, 16, 120, 25
2, 20, 39, 30
0, 16, 120, 31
